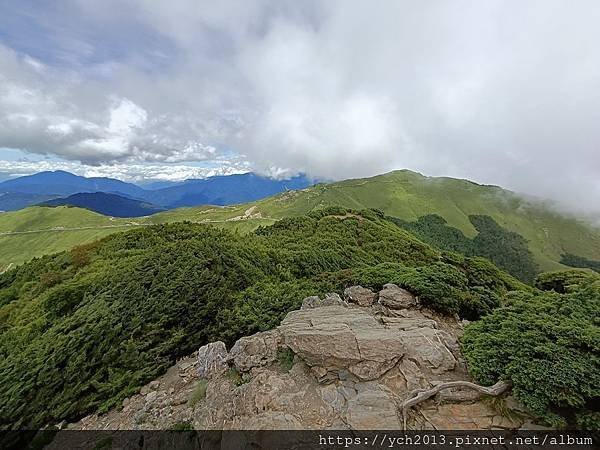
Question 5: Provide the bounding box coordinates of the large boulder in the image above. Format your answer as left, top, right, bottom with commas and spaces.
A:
228, 330, 280, 372
378, 283, 418, 309
280, 306, 405, 381
343, 286, 377, 307
197, 341, 228, 379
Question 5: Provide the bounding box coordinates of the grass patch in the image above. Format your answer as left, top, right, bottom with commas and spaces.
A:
188, 379, 208, 407
276, 347, 295, 372
225, 367, 248, 387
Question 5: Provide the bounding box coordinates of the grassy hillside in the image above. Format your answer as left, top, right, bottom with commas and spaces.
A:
249, 171, 600, 271
0, 206, 274, 270
1, 170, 599, 271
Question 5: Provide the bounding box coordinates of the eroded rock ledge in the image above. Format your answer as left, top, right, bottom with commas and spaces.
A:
72, 284, 537, 430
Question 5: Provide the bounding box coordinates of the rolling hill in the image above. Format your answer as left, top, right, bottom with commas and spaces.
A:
1, 170, 599, 272
0, 209, 529, 429
40, 192, 165, 218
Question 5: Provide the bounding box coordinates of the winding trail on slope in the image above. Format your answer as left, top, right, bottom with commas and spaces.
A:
0, 223, 152, 236
0, 216, 276, 236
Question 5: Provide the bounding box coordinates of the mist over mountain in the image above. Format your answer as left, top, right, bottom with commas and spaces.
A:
1, 1, 599, 215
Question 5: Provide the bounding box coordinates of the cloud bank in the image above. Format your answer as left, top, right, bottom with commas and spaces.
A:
0, 0, 599, 214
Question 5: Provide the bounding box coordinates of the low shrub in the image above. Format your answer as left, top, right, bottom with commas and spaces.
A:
462, 282, 599, 428
276, 348, 295, 372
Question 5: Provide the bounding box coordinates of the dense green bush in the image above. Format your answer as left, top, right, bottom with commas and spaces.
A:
0, 209, 495, 429
462, 279, 600, 428
388, 214, 538, 283
336, 255, 524, 319
534, 269, 599, 294
560, 253, 600, 273
389, 214, 474, 255
469, 215, 538, 284
0, 207, 578, 430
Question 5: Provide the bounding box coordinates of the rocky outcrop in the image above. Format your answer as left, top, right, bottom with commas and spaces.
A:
301, 292, 347, 309
197, 341, 228, 378
343, 285, 377, 307
69, 285, 533, 431
378, 283, 419, 309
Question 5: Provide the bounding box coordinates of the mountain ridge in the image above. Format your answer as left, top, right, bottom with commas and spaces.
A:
40, 192, 166, 218
0, 170, 146, 198
0, 170, 598, 271
0, 170, 314, 211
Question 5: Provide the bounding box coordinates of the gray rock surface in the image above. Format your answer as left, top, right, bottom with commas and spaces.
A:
343, 285, 377, 307
197, 341, 228, 379
378, 283, 419, 309
228, 330, 280, 372
301, 292, 348, 309
67, 285, 531, 432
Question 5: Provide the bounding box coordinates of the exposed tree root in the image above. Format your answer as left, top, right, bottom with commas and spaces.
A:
400, 380, 511, 429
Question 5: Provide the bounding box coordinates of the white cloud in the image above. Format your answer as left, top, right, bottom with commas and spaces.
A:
0, 158, 251, 182
0, 0, 599, 214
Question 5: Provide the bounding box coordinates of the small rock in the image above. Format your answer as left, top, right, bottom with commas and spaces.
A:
133, 407, 148, 424
344, 286, 377, 307
145, 391, 159, 404
197, 341, 228, 379
178, 360, 196, 372
301, 293, 347, 309
301, 296, 321, 309
378, 284, 418, 309
149, 380, 160, 390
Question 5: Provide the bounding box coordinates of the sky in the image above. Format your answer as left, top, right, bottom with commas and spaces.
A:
0, 1, 599, 214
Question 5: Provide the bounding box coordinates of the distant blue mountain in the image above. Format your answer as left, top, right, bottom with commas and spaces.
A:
143, 173, 313, 208
0, 170, 146, 197
137, 180, 184, 190
40, 192, 166, 218
0, 170, 315, 213
0, 192, 61, 212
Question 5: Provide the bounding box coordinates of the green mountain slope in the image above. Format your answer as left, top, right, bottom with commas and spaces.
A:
0, 206, 274, 271
250, 170, 600, 271
1, 170, 599, 271
1, 209, 597, 430
0, 209, 526, 429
